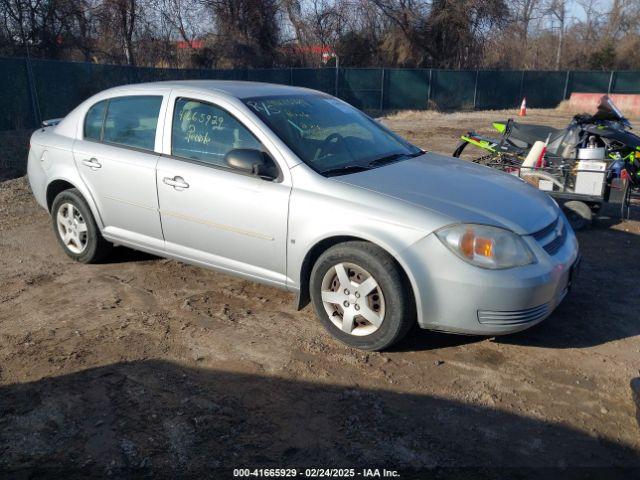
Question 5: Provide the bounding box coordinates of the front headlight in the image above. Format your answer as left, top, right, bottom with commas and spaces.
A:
435, 224, 535, 269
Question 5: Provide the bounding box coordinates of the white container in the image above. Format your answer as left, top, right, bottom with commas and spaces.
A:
577, 147, 605, 160
577, 160, 606, 172
574, 160, 606, 196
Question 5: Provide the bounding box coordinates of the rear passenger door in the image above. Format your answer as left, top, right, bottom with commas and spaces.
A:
73, 95, 167, 247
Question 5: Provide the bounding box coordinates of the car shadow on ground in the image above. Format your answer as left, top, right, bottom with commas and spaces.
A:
99, 246, 160, 264
589, 197, 637, 230
0, 360, 638, 478
392, 325, 487, 352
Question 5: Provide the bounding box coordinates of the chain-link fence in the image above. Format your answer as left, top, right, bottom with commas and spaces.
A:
2, 57, 640, 133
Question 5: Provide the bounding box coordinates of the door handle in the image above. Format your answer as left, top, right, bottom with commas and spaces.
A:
163, 176, 189, 190
82, 157, 102, 169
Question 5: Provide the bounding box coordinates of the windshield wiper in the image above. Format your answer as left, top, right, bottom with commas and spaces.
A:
367, 151, 423, 167
321, 164, 371, 177
321, 151, 424, 176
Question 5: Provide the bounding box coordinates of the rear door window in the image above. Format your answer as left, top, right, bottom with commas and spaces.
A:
102, 96, 163, 151
84, 100, 107, 141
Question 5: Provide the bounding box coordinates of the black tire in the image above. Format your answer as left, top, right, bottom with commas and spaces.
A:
452, 140, 468, 158
622, 181, 631, 220
309, 241, 416, 351
563, 200, 593, 231
51, 188, 112, 263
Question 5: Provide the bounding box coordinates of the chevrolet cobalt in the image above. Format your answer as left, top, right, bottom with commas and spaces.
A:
27, 81, 579, 350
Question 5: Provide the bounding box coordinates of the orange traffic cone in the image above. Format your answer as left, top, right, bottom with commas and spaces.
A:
519, 97, 527, 116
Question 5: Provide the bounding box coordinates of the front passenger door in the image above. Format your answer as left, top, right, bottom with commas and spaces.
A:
156, 96, 291, 286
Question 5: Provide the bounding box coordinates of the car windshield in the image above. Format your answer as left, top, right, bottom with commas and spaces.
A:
243, 94, 422, 175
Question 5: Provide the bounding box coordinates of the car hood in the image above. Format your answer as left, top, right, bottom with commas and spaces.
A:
333, 152, 559, 235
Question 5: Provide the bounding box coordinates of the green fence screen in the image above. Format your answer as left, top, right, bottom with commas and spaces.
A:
291, 68, 334, 93
431, 70, 476, 110
0, 58, 36, 130
339, 68, 382, 110
612, 72, 640, 94
247, 68, 291, 84
383, 69, 430, 110
568, 71, 612, 94
476, 70, 522, 110
522, 71, 567, 108
2, 56, 639, 131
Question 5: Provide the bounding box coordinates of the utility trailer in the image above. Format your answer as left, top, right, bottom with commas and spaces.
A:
494, 160, 631, 230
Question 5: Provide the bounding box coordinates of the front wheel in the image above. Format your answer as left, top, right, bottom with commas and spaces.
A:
309, 241, 415, 351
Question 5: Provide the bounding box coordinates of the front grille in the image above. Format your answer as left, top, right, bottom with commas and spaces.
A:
532, 218, 559, 241
543, 233, 564, 255
477, 302, 553, 325
532, 217, 566, 256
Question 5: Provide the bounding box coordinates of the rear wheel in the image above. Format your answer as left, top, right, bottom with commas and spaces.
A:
563, 200, 593, 231
51, 189, 112, 263
310, 241, 415, 351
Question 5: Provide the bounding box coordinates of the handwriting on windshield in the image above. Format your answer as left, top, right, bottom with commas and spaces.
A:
247, 98, 306, 116
247, 99, 329, 136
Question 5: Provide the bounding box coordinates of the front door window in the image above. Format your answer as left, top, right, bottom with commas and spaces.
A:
171, 97, 262, 166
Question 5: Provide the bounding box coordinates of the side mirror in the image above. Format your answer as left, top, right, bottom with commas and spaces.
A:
224, 149, 278, 180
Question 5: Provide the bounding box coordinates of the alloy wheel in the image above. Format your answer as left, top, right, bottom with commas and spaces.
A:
320, 262, 385, 336
56, 202, 88, 254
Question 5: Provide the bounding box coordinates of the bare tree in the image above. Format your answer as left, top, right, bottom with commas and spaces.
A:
54, 0, 101, 61
547, 0, 567, 70
0, 0, 637, 70
512, 0, 542, 45
117, 0, 136, 64
0, 0, 65, 58
159, 0, 206, 47
203, 0, 280, 67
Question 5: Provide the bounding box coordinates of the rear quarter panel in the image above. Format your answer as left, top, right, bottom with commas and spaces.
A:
28, 126, 105, 230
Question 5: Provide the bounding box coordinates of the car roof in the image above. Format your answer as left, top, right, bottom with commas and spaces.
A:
103, 80, 320, 99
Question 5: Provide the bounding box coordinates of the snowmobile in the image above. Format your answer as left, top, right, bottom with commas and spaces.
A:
452, 96, 637, 229
452, 95, 640, 189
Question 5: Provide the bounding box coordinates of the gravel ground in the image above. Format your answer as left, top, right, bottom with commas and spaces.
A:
1, 108, 639, 478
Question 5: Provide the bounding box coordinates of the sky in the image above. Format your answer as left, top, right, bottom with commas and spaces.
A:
569, 0, 613, 22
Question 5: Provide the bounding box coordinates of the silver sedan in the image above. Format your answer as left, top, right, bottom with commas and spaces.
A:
27, 81, 580, 350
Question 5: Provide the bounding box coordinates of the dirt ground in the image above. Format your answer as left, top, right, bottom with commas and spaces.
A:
1, 109, 639, 478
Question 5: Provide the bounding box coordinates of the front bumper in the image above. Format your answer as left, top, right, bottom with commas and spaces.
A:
398, 216, 580, 335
